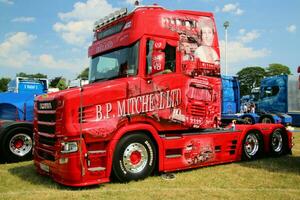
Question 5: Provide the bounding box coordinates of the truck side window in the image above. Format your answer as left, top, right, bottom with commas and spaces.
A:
262, 86, 279, 98
146, 40, 154, 74
165, 44, 176, 72
146, 40, 176, 75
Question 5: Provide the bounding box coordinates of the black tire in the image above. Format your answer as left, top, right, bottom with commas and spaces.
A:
260, 116, 274, 124
112, 133, 157, 182
242, 131, 263, 160
0, 126, 33, 163
269, 128, 287, 156
242, 116, 254, 124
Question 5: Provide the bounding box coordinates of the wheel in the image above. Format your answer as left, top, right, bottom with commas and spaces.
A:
1, 126, 33, 163
270, 128, 287, 156
242, 116, 254, 124
260, 116, 274, 124
242, 131, 263, 160
112, 133, 157, 182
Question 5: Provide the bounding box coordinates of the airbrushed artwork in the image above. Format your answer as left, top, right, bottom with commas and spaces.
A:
183, 139, 215, 165
162, 16, 220, 65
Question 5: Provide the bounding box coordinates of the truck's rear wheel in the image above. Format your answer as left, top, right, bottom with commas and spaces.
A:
270, 128, 287, 156
260, 116, 274, 124
1, 127, 33, 162
242, 116, 254, 124
242, 131, 263, 160
112, 133, 156, 182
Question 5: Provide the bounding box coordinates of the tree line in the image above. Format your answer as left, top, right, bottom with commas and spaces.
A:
0, 64, 291, 94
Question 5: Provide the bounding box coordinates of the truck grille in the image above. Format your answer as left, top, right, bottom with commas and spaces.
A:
38, 135, 56, 146
36, 100, 57, 135
38, 124, 55, 135
38, 113, 56, 122
37, 149, 55, 161
36, 99, 58, 162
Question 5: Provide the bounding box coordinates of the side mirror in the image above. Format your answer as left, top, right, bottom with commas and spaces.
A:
151, 51, 165, 75
298, 66, 300, 73
153, 40, 166, 51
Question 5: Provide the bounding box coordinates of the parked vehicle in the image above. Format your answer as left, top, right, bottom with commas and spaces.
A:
33, 5, 293, 186
256, 75, 300, 126
0, 77, 48, 162
221, 75, 286, 125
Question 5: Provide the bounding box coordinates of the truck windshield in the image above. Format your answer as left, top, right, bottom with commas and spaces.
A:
89, 41, 139, 83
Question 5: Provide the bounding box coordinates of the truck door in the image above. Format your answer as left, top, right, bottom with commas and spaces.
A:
140, 38, 188, 127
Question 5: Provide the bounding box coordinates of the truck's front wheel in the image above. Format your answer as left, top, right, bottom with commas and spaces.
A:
1, 127, 33, 162
112, 133, 157, 182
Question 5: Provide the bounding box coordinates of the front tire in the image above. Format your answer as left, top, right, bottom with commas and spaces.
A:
112, 133, 157, 182
1, 127, 33, 163
242, 131, 263, 160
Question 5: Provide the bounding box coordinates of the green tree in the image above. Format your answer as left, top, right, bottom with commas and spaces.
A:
77, 68, 89, 80
16, 72, 47, 79
0, 77, 11, 92
50, 77, 67, 90
237, 66, 266, 96
266, 63, 292, 76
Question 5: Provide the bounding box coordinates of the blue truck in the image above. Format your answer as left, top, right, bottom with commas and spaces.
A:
0, 77, 48, 162
221, 75, 289, 125
256, 75, 300, 126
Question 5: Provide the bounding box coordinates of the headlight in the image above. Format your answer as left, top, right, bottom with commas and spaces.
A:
61, 141, 78, 153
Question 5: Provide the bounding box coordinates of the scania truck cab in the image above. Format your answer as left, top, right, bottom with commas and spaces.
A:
33, 5, 292, 186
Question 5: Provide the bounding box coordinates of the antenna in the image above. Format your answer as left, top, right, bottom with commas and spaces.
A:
134, 0, 139, 6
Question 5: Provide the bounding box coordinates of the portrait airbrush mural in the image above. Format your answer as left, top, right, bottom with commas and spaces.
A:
162, 15, 220, 74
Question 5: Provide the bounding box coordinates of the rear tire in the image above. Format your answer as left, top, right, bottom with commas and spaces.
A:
242, 116, 254, 124
0, 126, 33, 163
112, 133, 156, 182
260, 116, 274, 124
270, 128, 287, 156
242, 131, 263, 160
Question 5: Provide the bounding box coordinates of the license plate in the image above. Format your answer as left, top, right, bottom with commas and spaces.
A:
40, 163, 50, 173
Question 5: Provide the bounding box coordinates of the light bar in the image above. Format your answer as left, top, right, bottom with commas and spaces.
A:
94, 8, 128, 31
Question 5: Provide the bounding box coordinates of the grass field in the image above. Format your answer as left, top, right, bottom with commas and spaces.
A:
1, 129, 300, 200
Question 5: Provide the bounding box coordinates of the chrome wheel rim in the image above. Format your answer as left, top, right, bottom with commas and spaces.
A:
244, 134, 259, 156
262, 118, 272, 123
244, 117, 253, 124
123, 143, 148, 173
9, 133, 32, 157
271, 130, 283, 152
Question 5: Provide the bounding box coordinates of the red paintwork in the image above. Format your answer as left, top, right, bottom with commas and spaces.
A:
33, 5, 293, 187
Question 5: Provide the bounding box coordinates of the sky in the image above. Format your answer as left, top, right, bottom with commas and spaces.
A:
0, 0, 299, 80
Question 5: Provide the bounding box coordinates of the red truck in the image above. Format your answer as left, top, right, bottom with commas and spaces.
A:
33, 5, 293, 186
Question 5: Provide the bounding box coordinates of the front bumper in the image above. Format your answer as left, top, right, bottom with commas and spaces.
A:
34, 150, 109, 187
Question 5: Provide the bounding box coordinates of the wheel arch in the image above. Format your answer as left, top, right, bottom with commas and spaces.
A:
0, 121, 33, 141
106, 123, 163, 179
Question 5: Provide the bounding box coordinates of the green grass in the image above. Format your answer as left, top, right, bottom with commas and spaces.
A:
1, 129, 300, 200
